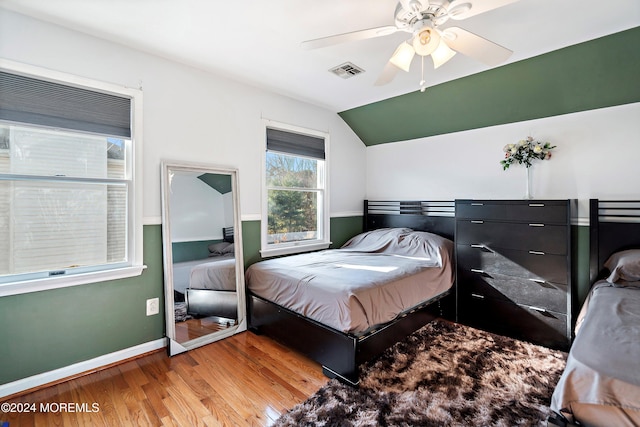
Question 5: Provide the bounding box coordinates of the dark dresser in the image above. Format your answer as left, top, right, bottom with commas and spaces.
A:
455, 199, 576, 350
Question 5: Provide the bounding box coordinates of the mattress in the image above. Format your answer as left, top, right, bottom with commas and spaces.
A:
550, 281, 640, 426
172, 255, 236, 294
246, 228, 454, 334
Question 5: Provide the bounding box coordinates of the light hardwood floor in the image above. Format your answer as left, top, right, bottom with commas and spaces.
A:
1, 331, 327, 426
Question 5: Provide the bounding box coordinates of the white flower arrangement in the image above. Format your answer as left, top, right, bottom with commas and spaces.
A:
501, 136, 556, 170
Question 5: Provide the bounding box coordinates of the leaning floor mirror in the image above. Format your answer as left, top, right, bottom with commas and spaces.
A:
161, 160, 246, 355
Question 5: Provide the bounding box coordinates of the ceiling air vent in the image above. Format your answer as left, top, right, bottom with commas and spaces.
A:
329, 62, 365, 79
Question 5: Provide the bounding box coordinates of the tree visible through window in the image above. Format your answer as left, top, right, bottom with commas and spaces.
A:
263, 125, 328, 255
266, 152, 319, 244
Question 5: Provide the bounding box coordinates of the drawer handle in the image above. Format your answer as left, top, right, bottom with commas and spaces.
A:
528, 203, 545, 207
529, 306, 547, 313
528, 223, 545, 227
470, 293, 485, 300
471, 203, 484, 206
470, 268, 485, 274
529, 250, 546, 255
529, 278, 547, 284
471, 220, 484, 224
470, 244, 494, 253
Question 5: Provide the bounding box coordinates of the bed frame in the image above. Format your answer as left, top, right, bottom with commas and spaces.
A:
222, 226, 234, 243
549, 199, 640, 427
248, 200, 455, 386
589, 199, 640, 282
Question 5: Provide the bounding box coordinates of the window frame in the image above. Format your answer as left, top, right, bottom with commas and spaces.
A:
0, 59, 144, 297
261, 120, 330, 257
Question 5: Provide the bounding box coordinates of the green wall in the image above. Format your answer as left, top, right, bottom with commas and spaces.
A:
172, 239, 224, 263
339, 27, 640, 146
0, 216, 364, 387
0, 225, 165, 385
241, 220, 262, 268
330, 216, 365, 248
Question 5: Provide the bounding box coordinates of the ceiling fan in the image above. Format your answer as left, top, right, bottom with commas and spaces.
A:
302, 0, 519, 91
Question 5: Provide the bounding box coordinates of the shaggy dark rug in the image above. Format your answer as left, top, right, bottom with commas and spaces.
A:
275, 320, 567, 427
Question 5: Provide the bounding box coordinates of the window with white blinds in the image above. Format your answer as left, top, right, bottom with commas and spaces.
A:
0, 61, 143, 295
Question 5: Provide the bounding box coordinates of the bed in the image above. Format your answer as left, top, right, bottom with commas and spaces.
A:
247, 200, 456, 385
549, 200, 640, 426
173, 227, 237, 319
173, 255, 235, 295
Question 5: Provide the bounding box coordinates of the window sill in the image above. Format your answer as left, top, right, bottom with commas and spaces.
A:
0, 265, 147, 297
260, 241, 332, 258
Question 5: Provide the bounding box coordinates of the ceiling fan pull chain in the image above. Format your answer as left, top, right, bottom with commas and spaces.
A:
420, 56, 427, 92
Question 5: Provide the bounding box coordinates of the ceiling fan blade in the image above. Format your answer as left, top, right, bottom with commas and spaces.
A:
398, 0, 413, 13
302, 25, 398, 50
374, 61, 400, 86
447, 0, 519, 20
443, 27, 512, 66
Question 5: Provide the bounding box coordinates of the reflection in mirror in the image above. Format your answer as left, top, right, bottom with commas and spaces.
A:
161, 161, 246, 355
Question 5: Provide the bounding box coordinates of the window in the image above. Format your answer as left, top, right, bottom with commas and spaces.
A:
0, 60, 143, 296
262, 122, 329, 256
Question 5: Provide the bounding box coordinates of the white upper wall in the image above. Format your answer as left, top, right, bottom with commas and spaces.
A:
169, 174, 228, 242
366, 102, 640, 219
0, 9, 367, 221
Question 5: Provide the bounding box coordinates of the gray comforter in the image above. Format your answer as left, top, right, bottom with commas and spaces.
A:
246, 228, 454, 334
172, 255, 236, 294
550, 281, 640, 426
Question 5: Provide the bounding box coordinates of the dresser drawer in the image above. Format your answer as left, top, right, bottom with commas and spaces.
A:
456, 202, 507, 220
456, 201, 568, 223
456, 244, 568, 284
506, 202, 567, 224
458, 295, 569, 350
456, 221, 568, 255
457, 269, 567, 313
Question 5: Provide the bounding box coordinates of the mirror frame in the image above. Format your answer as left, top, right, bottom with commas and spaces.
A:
160, 160, 246, 355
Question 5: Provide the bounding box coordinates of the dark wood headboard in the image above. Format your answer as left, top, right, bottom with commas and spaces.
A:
589, 199, 640, 282
223, 227, 234, 243
364, 200, 455, 241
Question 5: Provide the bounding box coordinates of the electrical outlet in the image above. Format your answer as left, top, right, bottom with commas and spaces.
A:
146, 297, 159, 316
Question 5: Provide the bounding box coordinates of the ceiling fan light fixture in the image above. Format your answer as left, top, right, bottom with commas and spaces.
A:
431, 40, 457, 69
412, 27, 441, 56
389, 41, 415, 72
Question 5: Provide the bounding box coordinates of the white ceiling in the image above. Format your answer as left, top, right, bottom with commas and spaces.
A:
1, 0, 639, 112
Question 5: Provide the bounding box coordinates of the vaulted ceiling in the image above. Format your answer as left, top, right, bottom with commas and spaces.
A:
0, 0, 638, 113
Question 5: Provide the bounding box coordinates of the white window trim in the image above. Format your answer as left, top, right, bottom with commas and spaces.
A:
260, 119, 330, 258
0, 59, 145, 296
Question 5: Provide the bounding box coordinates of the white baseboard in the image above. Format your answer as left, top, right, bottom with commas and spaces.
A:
0, 338, 166, 399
